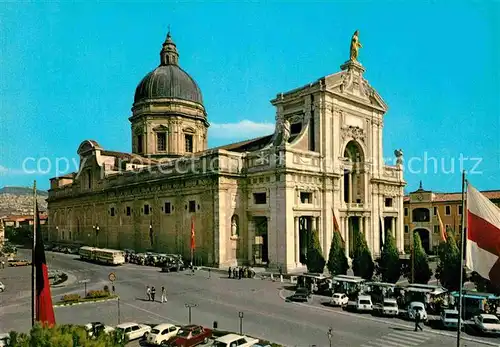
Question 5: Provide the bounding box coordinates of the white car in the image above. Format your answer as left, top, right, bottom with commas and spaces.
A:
115, 322, 151, 341
356, 295, 373, 312
379, 298, 399, 316
406, 302, 428, 322
0, 282, 5, 292
212, 333, 259, 347
146, 323, 180, 345
0, 333, 9, 347
473, 314, 500, 335
84, 322, 115, 337
441, 309, 459, 329
330, 293, 348, 306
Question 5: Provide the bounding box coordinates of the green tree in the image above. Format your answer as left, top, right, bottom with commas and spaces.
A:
352, 229, 374, 280
6, 323, 128, 347
327, 232, 349, 276
435, 229, 462, 291
408, 232, 432, 284
377, 232, 401, 283
306, 230, 326, 273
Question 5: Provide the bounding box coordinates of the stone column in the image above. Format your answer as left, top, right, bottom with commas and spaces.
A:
381, 214, 385, 246
348, 173, 353, 204
294, 217, 299, 265
360, 216, 364, 235
312, 217, 317, 232
391, 217, 395, 237
344, 216, 349, 258
248, 218, 255, 265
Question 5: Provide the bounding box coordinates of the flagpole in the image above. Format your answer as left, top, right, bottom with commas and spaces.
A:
31, 180, 37, 327
456, 170, 466, 347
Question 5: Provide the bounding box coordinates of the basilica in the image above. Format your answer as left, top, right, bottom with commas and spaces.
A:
47, 31, 406, 272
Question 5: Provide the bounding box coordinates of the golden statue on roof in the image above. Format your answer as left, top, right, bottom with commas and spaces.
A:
350, 30, 362, 62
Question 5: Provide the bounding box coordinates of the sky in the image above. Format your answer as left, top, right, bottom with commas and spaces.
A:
0, 1, 499, 192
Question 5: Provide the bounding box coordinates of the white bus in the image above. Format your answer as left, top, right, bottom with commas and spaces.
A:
79, 246, 125, 265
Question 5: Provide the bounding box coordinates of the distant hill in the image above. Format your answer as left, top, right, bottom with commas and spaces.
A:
0, 186, 48, 216
0, 186, 48, 196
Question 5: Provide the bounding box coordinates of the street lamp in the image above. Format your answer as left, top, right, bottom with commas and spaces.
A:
327, 327, 332, 347
55, 226, 58, 242
93, 224, 99, 247
185, 303, 197, 324
238, 311, 244, 335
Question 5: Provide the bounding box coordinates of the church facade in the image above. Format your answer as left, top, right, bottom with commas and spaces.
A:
47, 31, 405, 272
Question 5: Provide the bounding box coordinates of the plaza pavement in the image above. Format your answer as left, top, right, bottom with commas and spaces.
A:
0, 250, 498, 347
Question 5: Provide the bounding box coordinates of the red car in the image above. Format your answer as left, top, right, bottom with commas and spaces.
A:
165, 325, 212, 347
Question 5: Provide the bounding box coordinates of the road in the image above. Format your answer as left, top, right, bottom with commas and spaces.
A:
0, 249, 498, 347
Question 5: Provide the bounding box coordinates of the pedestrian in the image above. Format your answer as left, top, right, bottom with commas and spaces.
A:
146, 286, 151, 301
228, 266, 232, 279
112, 285, 115, 294
233, 267, 237, 279
161, 286, 167, 303
1, 260, 4, 269
151, 286, 156, 302
414, 310, 423, 332
238, 267, 242, 280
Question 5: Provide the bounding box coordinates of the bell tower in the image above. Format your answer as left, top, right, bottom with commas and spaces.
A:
130, 31, 209, 158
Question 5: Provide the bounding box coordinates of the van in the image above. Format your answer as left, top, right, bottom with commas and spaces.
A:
441, 309, 459, 329
356, 295, 373, 312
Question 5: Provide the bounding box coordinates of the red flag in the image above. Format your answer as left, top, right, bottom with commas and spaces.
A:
436, 209, 447, 242
35, 202, 56, 326
332, 209, 344, 244
466, 184, 500, 284
190, 216, 195, 250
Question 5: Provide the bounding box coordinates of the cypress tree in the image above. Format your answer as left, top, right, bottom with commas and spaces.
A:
352, 228, 374, 280
411, 232, 432, 284
327, 231, 349, 276
436, 229, 462, 290
306, 230, 326, 273
378, 232, 401, 283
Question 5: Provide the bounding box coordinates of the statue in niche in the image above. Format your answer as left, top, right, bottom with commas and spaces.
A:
231, 217, 238, 237
280, 118, 291, 144
394, 149, 403, 165
349, 30, 362, 62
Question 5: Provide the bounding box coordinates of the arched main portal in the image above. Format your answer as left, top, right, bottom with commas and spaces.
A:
413, 228, 431, 254
343, 141, 365, 204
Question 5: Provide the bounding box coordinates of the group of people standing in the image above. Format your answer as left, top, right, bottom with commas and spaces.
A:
146, 285, 168, 303
228, 266, 255, 279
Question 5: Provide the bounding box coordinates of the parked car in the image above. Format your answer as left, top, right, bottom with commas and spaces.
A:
165, 325, 212, 346
406, 302, 428, 322
115, 322, 151, 341
330, 293, 348, 306
212, 333, 259, 347
440, 309, 459, 329
0, 333, 10, 347
373, 298, 399, 317
356, 295, 373, 312
473, 314, 500, 335
147, 323, 180, 346
286, 288, 310, 302
84, 322, 115, 337
0, 282, 5, 292
8, 259, 31, 267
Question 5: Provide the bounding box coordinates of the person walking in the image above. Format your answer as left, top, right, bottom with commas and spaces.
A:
146, 286, 151, 301
161, 286, 167, 303
414, 310, 423, 332
151, 286, 156, 302
238, 267, 242, 280
228, 266, 232, 279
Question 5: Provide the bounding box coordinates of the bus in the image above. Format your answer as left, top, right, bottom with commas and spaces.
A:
79, 246, 125, 265
332, 275, 366, 296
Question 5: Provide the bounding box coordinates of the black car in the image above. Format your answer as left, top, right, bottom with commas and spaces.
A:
286, 292, 310, 302
161, 256, 185, 272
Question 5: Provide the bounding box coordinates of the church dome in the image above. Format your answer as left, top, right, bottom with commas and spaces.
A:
133, 32, 203, 105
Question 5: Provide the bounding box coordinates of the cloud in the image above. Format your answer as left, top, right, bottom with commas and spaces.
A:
209, 119, 275, 140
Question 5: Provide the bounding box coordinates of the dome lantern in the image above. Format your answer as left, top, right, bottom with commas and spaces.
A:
160, 31, 179, 66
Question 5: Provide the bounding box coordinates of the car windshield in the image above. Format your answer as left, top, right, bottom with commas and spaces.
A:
384, 302, 397, 307
445, 313, 458, 319
151, 329, 160, 334
414, 306, 423, 311
360, 300, 370, 304
177, 330, 191, 337
333, 294, 341, 298
483, 318, 500, 324
211, 342, 228, 347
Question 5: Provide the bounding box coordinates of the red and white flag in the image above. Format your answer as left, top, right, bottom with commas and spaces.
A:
332, 208, 344, 244
190, 215, 195, 250
466, 184, 500, 284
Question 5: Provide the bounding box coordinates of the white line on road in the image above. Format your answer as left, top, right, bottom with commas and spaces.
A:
277, 289, 499, 347
119, 301, 182, 325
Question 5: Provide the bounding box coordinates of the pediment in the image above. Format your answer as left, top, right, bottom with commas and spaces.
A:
325, 69, 388, 112
152, 125, 169, 132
